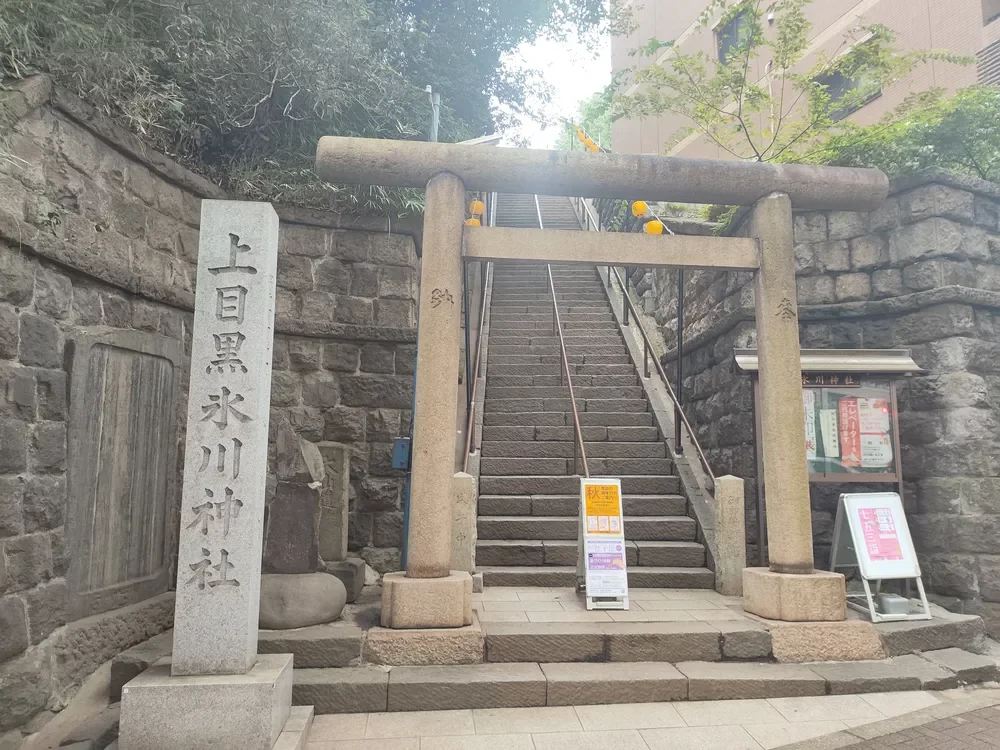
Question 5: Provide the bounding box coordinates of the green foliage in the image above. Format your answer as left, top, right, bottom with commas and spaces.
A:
0, 0, 620, 214
613, 0, 967, 162
805, 86, 1000, 183
555, 85, 613, 151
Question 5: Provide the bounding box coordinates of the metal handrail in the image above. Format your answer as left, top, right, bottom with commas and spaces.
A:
577, 197, 715, 490
536, 195, 590, 478
461, 193, 496, 473
608, 266, 714, 490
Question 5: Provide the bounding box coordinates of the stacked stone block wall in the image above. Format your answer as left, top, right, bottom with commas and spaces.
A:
0, 76, 418, 738
638, 170, 1000, 635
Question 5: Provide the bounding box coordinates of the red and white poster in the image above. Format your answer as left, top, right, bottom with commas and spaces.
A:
857, 506, 904, 562
839, 397, 862, 468
802, 390, 817, 460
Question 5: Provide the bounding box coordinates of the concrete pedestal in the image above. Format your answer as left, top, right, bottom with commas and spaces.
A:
119, 654, 294, 750
743, 568, 846, 622
381, 571, 474, 629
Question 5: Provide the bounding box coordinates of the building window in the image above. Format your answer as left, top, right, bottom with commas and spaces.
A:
717, 11, 751, 63
979, 40, 1000, 85
985, 0, 1000, 25
815, 61, 883, 121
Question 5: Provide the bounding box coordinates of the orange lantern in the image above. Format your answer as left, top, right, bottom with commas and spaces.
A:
464, 217, 481, 227
645, 219, 665, 235
631, 200, 648, 217
588, 143, 600, 153
584, 137, 595, 148
469, 199, 485, 216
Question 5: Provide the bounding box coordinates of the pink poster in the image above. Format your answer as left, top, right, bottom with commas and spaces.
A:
857, 507, 904, 562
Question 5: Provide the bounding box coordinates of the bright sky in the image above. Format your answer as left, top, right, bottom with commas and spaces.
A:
502, 34, 612, 149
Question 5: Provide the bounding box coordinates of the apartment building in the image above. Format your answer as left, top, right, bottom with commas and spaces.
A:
611, 0, 1000, 157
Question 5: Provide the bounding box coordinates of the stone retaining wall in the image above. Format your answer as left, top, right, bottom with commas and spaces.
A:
637, 170, 1000, 636
0, 75, 419, 738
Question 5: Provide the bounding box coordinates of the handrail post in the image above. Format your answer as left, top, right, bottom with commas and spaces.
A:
675, 270, 685, 456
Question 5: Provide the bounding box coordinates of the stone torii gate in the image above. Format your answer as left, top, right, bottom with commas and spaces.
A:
315, 138, 889, 629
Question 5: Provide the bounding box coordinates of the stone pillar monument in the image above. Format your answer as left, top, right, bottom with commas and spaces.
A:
742, 193, 846, 622
381, 172, 474, 628
120, 201, 308, 749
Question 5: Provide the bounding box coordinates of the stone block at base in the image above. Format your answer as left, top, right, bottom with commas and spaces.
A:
381, 571, 473, 629
324, 559, 366, 603
119, 654, 293, 750
769, 620, 885, 663
743, 568, 846, 622
363, 616, 484, 665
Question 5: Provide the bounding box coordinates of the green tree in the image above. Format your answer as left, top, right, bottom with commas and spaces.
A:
0, 0, 625, 212
556, 85, 614, 151
613, 0, 965, 162
810, 86, 1000, 183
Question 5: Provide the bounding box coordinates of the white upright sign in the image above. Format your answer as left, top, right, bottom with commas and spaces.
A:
578, 478, 629, 610
172, 201, 280, 676
830, 492, 930, 622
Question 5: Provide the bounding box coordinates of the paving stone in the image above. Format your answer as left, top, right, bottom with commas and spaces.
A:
888, 654, 959, 690
876, 607, 986, 656
258, 623, 363, 668
387, 662, 545, 711
677, 661, 826, 700
541, 661, 687, 706
484, 622, 606, 663
292, 667, 389, 714
920, 647, 1000, 684
808, 659, 923, 694
603, 622, 721, 663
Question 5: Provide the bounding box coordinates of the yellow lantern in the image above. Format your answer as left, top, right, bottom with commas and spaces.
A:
576, 129, 587, 142
631, 200, 648, 217
588, 143, 600, 153
469, 199, 485, 216
584, 137, 595, 148
464, 217, 481, 227
645, 219, 665, 235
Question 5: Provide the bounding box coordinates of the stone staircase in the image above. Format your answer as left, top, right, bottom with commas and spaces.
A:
476, 194, 714, 589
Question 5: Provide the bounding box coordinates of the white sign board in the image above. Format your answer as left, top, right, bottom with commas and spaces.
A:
830, 492, 930, 622
578, 478, 629, 610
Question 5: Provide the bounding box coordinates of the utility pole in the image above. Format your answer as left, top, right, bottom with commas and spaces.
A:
426, 85, 441, 143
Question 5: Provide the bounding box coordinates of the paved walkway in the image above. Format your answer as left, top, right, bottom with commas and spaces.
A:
305, 690, 991, 749
853, 705, 1000, 748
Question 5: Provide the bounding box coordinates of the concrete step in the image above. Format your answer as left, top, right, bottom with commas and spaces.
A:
477, 516, 697, 541
258, 623, 363, 668
490, 312, 613, 321
486, 375, 639, 389
488, 364, 636, 377
491, 321, 617, 331
480, 441, 666, 459
484, 398, 648, 413
478, 494, 688, 517
481, 425, 658, 442
480, 475, 680, 495
488, 336, 623, 348
479, 566, 716, 589
490, 304, 611, 313
476, 540, 706, 567
485, 386, 645, 400
480, 456, 674, 476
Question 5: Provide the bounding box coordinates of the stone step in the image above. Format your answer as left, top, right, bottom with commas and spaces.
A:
492, 321, 618, 331
476, 540, 706, 567
488, 364, 635, 377
258, 623, 363, 668
492, 293, 609, 301
488, 337, 624, 349
492, 283, 601, 291
479, 566, 716, 589
480, 475, 680, 495
482, 412, 654, 428
484, 398, 648, 414
480, 456, 674, 476
478, 494, 688, 517
489, 304, 610, 313
481, 425, 658, 442
489, 355, 632, 366
487, 345, 628, 357
291, 647, 998, 714
485, 386, 645, 400
480, 441, 666, 459
486, 375, 639, 389
477, 516, 697, 541
490, 313, 613, 322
